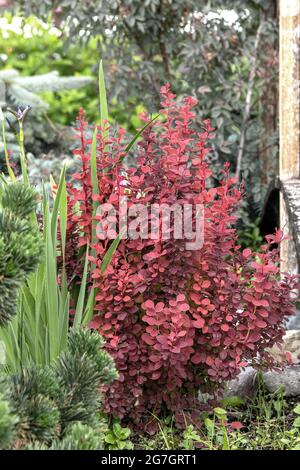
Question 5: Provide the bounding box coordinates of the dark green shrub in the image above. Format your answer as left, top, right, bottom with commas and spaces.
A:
0, 182, 43, 326
0, 328, 118, 449
0, 392, 18, 449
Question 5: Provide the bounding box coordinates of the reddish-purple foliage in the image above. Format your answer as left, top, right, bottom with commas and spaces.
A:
63, 85, 298, 430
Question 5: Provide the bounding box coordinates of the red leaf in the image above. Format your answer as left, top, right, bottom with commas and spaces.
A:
252, 298, 269, 307
242, 248, 252, 258
193, 318, 205, 328
202, 280, 211, 288
143, 299, 155, 310
206, 356, 214, 366
155, 302, 165, 312
285, 351, 293, 364
190, 293, 201, 305
142, 333, 154, 345
231, 421, 243, 430
178, 302, 190, 312
151, 372, 161, 380
157, 335, 169, 346
177, 294, 186, 302
221, 324, 229, 332
193, 283, 201, 291
256, 320, 267, 328
191, 353, 203, 364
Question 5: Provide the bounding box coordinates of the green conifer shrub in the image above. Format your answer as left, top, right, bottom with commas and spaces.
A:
0, 328, 118, 449
0, 392, 18, 449
0, 182, 43, 326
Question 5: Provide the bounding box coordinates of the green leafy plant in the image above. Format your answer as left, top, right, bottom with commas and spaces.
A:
213, 387, 300, 450
238, 217, 263, 252
182, 425, 205, 450
47, 422, 104, 450
220, 396, 245, 409
135, 397, 300, 451
229, 398, 300, 451
293, 405, 300, 428
0, 14, 145, 175
134, 414, 181, 450
104, 421, 133, 450
290, 405, 300, 450
205, 407, 231, 450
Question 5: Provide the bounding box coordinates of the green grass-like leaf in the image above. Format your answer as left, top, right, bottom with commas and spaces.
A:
99, 60, 108, 131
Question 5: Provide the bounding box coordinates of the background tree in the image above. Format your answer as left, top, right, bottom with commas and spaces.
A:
11, 0, 278, 218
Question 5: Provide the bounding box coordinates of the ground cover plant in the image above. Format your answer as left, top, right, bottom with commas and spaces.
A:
134, 388, 300, 450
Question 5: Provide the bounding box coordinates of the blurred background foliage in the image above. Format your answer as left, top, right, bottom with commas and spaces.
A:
0, 14, 145, 129
1, 0, 279, 226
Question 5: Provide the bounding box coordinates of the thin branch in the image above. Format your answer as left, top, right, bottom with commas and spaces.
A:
122, 19, 161, 100
159, 38, 171, 82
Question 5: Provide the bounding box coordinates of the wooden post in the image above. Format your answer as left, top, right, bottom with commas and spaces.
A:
279, 0, 300, 274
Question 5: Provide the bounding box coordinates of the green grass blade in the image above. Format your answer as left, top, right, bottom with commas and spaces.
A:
91, 126, 99, 255
59, 173, 67, 262
83, 230, 124, 325
82, 285, 96, 326
73, 244, 89, 329
45, 206, 60, 362
51, 165, 66, 246
124, 114, 160, 158
18, 122, 29, 186
58, 285, 69, 352
0, 106, 16, 182
91, 126, 99, 198
99, 59, 108, 129
0, 318, 20, 372
101, 230, 124, 275
0, 173, 8, 185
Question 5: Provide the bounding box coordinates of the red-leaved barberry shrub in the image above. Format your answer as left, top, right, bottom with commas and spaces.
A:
63, 85, 298, 431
